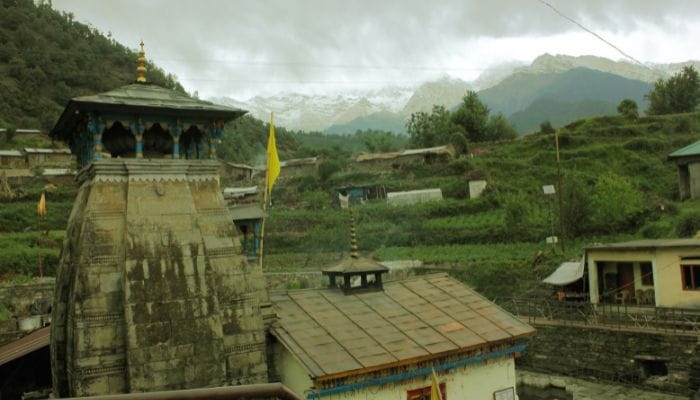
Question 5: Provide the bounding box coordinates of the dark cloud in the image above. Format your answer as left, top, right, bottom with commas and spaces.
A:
52, 0, 700, 98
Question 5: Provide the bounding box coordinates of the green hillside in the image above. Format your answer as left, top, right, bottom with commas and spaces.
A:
508, 97, 617, 134
0, 0, 183, 131
477, 67, 652, 133
262, 111, 700, 298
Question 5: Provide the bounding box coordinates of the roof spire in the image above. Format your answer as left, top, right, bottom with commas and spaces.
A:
350, 212, 359, 259
136, 40, 147, 83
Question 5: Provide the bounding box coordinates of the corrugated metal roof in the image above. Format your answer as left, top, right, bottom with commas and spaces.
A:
24, 148, 71, 154
586, 238, 700, 250
669, 140, 700, 159
270, 273, 535, 379
543, 260, 584, 285
229, 204, 266, 220
42, 168, 75, 176
0, 326, 50, 366
0, 150, 23, 157
223, 186, 258, 197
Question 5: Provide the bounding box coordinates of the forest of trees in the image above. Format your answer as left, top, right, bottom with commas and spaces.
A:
0, 0, 183, 131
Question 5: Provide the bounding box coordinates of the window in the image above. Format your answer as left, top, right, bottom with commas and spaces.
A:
640, 262, 654, 286
407, 383, 446, 400
681, 265, 700, 290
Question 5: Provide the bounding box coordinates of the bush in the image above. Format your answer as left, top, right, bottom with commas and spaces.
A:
318, 160, 343, 181
589, 173, 647, 233
677, 212, 700, 237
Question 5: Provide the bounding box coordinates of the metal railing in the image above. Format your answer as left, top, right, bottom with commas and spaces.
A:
501, 298, 700, 334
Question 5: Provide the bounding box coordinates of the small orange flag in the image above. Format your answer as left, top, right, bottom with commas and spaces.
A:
37, 192, 47, 217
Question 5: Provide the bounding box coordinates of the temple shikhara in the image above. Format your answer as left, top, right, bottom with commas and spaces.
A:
49, 43, 270, 397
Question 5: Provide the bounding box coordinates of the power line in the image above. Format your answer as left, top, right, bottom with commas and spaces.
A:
537, 0, 644, 66
149, 56, 514, 72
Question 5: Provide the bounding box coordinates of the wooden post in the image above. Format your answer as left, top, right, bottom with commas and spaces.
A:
555, 130, 565, 251
37, 213, 43, 278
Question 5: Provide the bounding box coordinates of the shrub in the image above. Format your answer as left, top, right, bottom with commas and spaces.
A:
589, 173, 647, 233
677, 212, 700, 237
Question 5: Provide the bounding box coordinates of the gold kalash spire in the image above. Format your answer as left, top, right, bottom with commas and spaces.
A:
136, 40, 147, 83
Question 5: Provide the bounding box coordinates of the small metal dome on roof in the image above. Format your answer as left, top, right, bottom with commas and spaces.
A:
322, 214, 388, 294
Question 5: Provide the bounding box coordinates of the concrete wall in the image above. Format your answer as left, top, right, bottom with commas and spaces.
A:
689, 162, 700, 200
274, 343, 519, 400
587, 247, 700, 308
519, 323, 697, 395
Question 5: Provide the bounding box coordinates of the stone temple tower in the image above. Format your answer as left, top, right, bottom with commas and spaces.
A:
49, 43, 270, 397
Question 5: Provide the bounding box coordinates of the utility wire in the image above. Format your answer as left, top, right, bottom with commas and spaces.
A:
537, 0, 644, 66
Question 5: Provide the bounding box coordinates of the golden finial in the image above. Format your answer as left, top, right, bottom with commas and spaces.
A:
136, 40, 147, 83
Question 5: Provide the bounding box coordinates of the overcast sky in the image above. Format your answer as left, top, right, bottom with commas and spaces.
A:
51, 0, 700, 100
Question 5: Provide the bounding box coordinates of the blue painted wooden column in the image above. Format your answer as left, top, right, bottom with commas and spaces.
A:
172, 121, 182, 159
134, 119, 145, 159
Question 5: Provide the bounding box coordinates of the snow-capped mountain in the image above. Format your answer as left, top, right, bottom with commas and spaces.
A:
210, 54, 700, 134
211, 85, 415, 132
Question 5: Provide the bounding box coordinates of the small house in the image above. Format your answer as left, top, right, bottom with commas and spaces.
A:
586, 238, 700, 308
23, 148, 72, 167
221, 161, 255, 186
270, 262, 535, 400
0, 150, 25, 168
333, 185, 387, 208
668, 140, 700, 200
354, 145, 455, 172
387, 188, 443, 206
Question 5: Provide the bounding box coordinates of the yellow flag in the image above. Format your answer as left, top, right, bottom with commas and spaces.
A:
430, 369, 442, 400
37, 192, 47, 217
266, 112, 281, 194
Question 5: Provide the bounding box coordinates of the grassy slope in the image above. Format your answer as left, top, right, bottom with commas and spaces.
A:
265, 111, 700, 298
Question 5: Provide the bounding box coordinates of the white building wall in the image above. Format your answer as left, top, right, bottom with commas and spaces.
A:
277, 344, 519, 400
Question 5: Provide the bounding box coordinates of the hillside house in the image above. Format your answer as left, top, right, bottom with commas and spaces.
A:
270, 271, 534, 400
221, 161, 256, 186
586, 239, 700, 308
668, 140, 700, 200
333, 185, 387, 208
387, 188, 443, 206
354, 145, 455, 172
280, 157, 319, 179
23, 148, 72, 167
0, 150, 25, 168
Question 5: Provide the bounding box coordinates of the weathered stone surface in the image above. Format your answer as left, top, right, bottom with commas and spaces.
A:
518, 323, 698, 396
51, 159, 268, 397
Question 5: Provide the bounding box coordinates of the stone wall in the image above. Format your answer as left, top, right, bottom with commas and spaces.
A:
0, 278, 54, 314
518, 322, 699, 395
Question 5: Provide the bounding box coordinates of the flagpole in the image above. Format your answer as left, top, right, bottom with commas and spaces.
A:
37, 192, 44, 277
259, 112, 273, 273
259, 168, 268, 273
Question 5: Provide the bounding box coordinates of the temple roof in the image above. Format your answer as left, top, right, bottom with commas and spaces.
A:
270, 273, 535, 380
322, 256, 389, 275
50, 83, 246, 141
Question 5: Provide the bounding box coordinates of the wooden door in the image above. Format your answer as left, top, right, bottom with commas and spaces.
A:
618, 262, 635, 293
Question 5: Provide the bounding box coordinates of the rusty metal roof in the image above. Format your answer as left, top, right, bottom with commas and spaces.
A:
0, 326, 50, 366
270, 273, 535, 380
